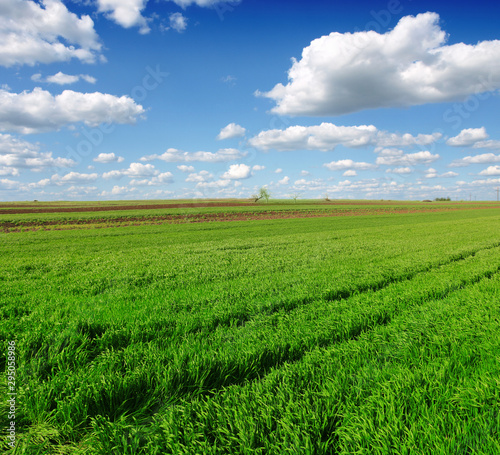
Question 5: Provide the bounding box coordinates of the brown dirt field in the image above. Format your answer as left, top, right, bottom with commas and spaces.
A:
2, 205, 499, 233
0, 202, 254, 214
0, 200, 491, 214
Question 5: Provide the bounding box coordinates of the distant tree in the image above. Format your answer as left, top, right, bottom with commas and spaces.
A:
252, 187, 271, 203
325, 192, 330, 202
290, 192, 302, 203
434, 197, 451, 201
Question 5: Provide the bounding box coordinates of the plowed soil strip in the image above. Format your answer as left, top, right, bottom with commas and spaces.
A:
2, 205, 499, 233
0, 202, 253, 214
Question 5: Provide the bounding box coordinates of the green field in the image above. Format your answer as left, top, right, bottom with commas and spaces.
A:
2, 201, 500, 454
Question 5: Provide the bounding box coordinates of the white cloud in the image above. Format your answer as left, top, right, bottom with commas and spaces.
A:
385, 167, 412, 175
0, 133, 75, 172
123, 162, 157, 178
196, 179, 231, 189
130, 172, 173, 186
168, 0, 241, 7
96, 0, 150, 34
252, 165, 265, 171
376, 150, 439, 166
259, 12, 500, 116
278, 176, 290, 185
168, 13, 187, 33
449, 153, 500, 167
472, 140, 500, 150
249, 123, 442, 152
177, 165, 195, 172
102, 170, 123, 179
376, 132, 443, 148
446, 127, 488, 147
93, 153, 124, 164
141, 147, 245, 163
424, 169, 457, 179
323, 159, 376, 171
0, 178, 20, 190
479, 165, 500, 176
33, 72, 97, 85
46, 72, 80, 85
442, 171, 459, 178
103, 162, 157, 179
275, 168, 283, 173
51, 172, 98, 185
217, 123, 246, 140
468, 177, 500, 186
293, 178, 325, 191
343, 170, 357, 177
0, 88, 145, 134
102, 162, 174, 185
300, 170, 310, 176
186, 170, 213, 183
221, 163, 251, 180
100, 185, 134, 197
0, 167, 19, 177
0, 0, 102, 67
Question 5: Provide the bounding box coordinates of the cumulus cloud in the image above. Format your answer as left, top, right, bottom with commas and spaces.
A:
449, 153, 500, 167
185, 170, 213, 183
102, 162, 174, 185
0, 178, 21, 190
100, 185, 132, 197
221, 163, 251, 179
141, 147, 245, 162
217, 123, 246, 140
275, 168, 283, 173
168, 13, 187, 33
478, 165, 500, 176
278, 176, 290, 185
0, 88, 145, 134
177, 165, 195, 172
424, 168, 458, 179
130, 172, 173, 186
93, 153, 124, 164
51, 172, 98, 185
0, 0, 102, 67
446, 128, 500, 150
446, 127, 488, 147
123, 162, 157, 178
0, 133, 75, 173
96, 0, 150, 34
375, 150, 439, 166
259, 12, 500, 116
323, 159, 376, 171
252, 165, 265, 171
196, 179, 231, 189
33, 72, 97, 85
249, 123, 441, 152
343, 170, 357, 177
293, 178, 325, 191
385, 167, 412, 175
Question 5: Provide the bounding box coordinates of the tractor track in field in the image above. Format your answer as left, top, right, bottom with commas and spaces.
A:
67, 243, 500, 410
152, 255, 500, 407
2, 205, 499, 233
132, 242, 500, 343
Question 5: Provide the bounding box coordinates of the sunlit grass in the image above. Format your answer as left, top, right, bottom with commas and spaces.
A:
1, 207, 500, 453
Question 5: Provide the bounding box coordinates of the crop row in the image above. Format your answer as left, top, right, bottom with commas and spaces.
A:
11, 243, 500, 451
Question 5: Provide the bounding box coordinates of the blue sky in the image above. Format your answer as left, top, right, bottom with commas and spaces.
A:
2, 0, 500, 201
